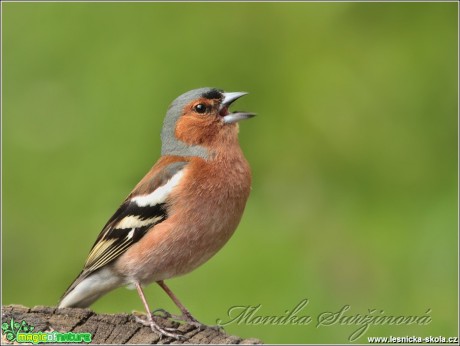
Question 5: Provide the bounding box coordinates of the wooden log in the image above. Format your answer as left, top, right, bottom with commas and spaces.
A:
1, 305, 262, 344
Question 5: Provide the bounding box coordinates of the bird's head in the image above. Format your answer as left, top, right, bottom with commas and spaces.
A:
161, 87, 255, 158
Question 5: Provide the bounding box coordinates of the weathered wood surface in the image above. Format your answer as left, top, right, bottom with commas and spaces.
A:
1, 305, 262, 344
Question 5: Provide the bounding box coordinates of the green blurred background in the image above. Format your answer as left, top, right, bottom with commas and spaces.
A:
2, 2, 458, 344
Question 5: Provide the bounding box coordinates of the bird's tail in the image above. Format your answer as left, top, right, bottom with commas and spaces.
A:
58, 267, 122, 308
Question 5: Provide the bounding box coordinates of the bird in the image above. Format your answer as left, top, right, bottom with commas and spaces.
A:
58, 87, 255, 339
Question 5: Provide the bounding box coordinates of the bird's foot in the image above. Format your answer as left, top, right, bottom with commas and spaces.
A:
186, 319, 223, 332
134, 315, 184, 340
135, 308, 176, 320
177, 312, 224, 332
139, 308, 223, 332
151, 308, 177, 319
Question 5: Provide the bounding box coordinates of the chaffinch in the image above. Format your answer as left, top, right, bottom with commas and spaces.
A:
58, 87, 255, 339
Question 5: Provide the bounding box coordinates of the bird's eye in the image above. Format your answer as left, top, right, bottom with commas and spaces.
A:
194, 104, 207, 114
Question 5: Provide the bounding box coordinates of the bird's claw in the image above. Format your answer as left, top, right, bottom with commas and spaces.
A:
188, 320, 223, 331
208, 324, 224, 332
136, 308, 221, 334
134, 315, 184, 340
178, 313, 223, 332
152, 308, 173, 319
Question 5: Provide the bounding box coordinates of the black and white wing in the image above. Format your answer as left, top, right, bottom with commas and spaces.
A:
60, 160, 188, 299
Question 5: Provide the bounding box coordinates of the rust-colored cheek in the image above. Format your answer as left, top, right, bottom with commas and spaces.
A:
175, 115, 220, 146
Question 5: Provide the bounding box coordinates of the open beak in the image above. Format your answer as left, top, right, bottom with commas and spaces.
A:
220, 92, 256, 124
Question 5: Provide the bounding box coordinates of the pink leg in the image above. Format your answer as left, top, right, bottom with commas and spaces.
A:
156, 280, 198, 323
134, 282, 183, 339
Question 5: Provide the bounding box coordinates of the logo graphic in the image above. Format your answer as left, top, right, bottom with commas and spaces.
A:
1, 318, 92, 344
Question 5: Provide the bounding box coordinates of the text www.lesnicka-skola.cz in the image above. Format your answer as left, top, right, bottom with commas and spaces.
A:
368, 335, 458, 344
